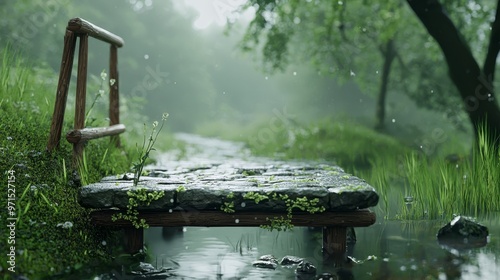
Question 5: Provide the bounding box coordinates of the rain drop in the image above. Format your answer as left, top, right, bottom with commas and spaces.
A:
144, 54, 149, 60
376, 70, 379, 74
169, 209, 173, 213
235, 219, 240, 224
293, 17, 301, 24
350, 70, 356, 77
392, 119, 396, 123
293, 71, 297, 76
222, 91, 226, 95
241, 202, 246, 207
265, 76, 269, 80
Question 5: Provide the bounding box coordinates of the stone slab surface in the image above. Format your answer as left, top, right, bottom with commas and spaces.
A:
78, 133, 379, 212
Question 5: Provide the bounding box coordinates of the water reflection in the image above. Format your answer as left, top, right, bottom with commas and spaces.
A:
144, 215, 499, 279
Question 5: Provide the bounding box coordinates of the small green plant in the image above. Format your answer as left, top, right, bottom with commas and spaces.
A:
261, 194, 325, 231
112, 187, 165, 228
176, 185, 186, 192
132, 113, 169, 187
221, 192, 235, 213
243, 191, 269, 204
85, 69, 108, 127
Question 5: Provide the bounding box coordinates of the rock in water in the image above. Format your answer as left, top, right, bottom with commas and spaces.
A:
437, 216, 488, 249
252, 255, 278, 269
295, 260, 317, 274
280, 255, 303, 265
252, 260, 278, 269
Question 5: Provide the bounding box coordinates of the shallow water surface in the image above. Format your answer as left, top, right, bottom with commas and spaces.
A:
144, 215, 499, 279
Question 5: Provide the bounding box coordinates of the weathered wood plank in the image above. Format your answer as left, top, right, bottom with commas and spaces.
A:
72, 34, 89, 165
47, 30, 77, 152
124, 227, 144, 254
66, 124, 126, 144
91, 209, 376, 227
323, 227, 347, 258
67, 18, 124, 47
109, 45, 121, 146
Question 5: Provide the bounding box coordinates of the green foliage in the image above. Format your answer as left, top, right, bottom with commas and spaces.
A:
0, 49, 131, 277
240, 117, 410, 171
111, 188, 165, 229
132, 113, 169, 187
231, 0, 474, 119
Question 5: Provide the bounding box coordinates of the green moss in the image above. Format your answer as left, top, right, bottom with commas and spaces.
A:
220, 192, 235, 213
243, 191, 269, 204
112, 188, 165, 229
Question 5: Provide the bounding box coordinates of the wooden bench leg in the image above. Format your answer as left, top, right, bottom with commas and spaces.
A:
322, 226, 347, 261
124, 227, 143, 254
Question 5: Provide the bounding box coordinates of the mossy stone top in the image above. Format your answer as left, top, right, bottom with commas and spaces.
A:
78, 159, 379, 212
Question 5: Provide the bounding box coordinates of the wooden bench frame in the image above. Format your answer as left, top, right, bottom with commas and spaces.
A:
46, 18, 125, 165
91, 209, 376, 259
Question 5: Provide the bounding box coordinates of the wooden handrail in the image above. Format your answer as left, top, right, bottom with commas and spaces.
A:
66, 124, 126, 144
67, 18, 124, 47
47, 18, 126, 167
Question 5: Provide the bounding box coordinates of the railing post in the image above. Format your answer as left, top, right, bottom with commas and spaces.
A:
73, 34, 89, 165
47, 18, 125, 168
109, 44, 121, 147
47, 30, 77, 152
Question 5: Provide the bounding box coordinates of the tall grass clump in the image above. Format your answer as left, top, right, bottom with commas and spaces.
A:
398, 124, 500, 219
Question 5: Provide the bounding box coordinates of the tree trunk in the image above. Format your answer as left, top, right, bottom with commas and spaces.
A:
375, 38, 396, 130
407, 0, 500, 148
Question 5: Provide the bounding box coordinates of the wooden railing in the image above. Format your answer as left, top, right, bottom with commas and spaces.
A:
47, 18, 126, 165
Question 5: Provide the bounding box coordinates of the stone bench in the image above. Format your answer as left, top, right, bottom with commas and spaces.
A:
79, 160, 378, 258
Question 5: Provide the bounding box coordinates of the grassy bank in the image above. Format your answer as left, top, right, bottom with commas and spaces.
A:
0, 50, 171, 278
198, 115, 500, 220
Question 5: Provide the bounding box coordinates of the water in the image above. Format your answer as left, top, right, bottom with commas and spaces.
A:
143, 216, 499, 279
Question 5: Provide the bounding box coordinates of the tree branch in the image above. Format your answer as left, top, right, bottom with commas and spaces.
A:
483, 0, 500, 82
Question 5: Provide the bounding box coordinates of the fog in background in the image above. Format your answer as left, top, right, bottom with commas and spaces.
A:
4, 0, 467, 145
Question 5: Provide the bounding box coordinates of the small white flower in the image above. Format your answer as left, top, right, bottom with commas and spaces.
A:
109, 79, 116, 86
100, 71, 107, 80
57, 221, 73, 229
162, 112, 169, 120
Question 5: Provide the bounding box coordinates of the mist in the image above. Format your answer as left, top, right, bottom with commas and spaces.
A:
4, 0, 470, 147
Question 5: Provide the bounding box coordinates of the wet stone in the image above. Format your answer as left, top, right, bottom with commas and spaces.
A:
437, 216, 489, 249
78, 134, 379, 212
296, 260, 317, 274
252, 255, 279, 269
280, 255, 303, 265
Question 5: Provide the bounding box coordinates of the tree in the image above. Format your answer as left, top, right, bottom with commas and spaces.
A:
407, 0, 500, 147
230, 0, 464, 130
